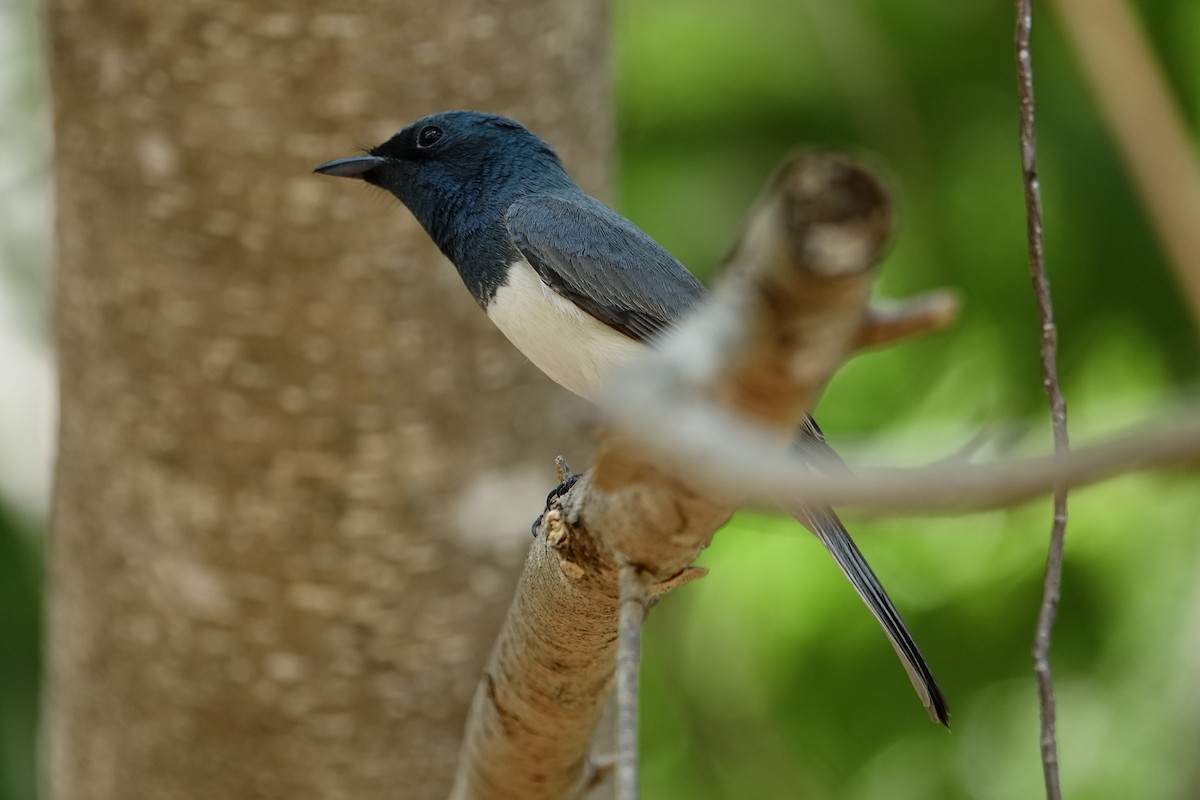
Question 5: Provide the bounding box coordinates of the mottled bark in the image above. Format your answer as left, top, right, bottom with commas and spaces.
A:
43, 1, 609, 798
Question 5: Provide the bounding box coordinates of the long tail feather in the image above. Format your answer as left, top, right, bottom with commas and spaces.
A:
798, 505, 950, 726
792, 416, 950, 726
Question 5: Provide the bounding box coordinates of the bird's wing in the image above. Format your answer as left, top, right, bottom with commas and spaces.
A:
505, 193, 706, 342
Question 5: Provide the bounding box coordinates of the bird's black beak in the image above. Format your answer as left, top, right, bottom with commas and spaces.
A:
313, 155, 386, 179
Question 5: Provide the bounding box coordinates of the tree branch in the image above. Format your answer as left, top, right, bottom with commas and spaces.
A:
448, 529, 620, 800
449, 152, 893, 799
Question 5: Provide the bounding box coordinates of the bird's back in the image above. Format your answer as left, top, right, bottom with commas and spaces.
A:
477, 189, 699, 399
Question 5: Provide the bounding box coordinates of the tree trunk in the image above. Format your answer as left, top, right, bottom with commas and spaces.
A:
43, 2, 609, 798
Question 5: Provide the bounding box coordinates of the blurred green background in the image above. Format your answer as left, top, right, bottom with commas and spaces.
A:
2, 0, 1198, 797
613, 1, 1200, 798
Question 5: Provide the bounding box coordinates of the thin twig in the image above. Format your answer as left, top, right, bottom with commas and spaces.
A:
1016, 4, 1069, 800
616, 565, 649, 800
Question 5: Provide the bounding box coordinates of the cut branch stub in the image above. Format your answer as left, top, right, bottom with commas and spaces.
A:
705, 152, 893, 428
742, 155, 890, 418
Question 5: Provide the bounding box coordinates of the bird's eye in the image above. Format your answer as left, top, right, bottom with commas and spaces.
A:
416, 125, 444, 149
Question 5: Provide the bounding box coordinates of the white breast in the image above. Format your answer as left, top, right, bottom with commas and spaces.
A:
486, 259, 647, 401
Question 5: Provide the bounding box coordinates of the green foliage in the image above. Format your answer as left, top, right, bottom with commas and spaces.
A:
616, 0, 1200, 797
0, 510, 40, 800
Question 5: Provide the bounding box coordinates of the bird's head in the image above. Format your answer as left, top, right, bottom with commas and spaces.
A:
315, 111, 572, 231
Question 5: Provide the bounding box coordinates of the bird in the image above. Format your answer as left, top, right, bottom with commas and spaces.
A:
315, 110, 950, 726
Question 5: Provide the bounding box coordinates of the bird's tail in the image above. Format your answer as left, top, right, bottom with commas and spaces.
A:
792, 503, 951, 726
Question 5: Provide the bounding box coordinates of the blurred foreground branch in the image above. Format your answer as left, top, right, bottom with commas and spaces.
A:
605, 349, 1198, 514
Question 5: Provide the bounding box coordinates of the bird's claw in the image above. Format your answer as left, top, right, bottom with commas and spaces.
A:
531, 473, 582, 537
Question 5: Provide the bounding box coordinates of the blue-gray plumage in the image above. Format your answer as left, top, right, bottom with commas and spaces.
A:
315, 110, 949, 726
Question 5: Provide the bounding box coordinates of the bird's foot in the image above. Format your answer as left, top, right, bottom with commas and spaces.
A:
531, 473, 581, 537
